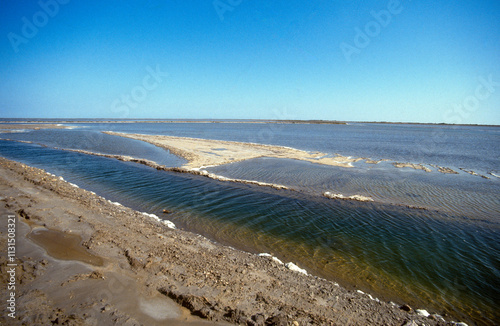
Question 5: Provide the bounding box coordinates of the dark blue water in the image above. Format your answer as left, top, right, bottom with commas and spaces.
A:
1, 122, 499, 325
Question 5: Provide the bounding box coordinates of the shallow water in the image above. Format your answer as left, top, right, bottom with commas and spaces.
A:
28, 228, 104, 266
1, 122, 499, 325
208, 157, 500, 221
0, 127, 186, 167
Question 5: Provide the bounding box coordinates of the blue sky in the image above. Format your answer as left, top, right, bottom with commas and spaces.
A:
1, 0, 499, 124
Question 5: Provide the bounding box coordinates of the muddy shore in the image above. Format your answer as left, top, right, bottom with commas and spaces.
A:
0, 157, 466, 325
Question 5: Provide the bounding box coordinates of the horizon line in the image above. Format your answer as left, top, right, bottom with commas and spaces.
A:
0, 118, 499, 127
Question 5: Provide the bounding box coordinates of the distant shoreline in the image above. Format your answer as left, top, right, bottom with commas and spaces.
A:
0, 119, 498, 127
1, 119, 348, 125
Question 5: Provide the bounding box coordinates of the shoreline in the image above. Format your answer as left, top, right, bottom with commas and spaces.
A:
0, 157, 459, 325
0, 119, 347, 125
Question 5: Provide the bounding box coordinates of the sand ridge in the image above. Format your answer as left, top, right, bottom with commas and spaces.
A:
103, 131, 363, 169
103, 132, 474, 177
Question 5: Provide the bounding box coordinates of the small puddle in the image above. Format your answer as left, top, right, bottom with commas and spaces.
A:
28, 228, 103, 266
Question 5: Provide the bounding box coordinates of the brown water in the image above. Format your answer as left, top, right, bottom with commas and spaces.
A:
28, 228, 104, 266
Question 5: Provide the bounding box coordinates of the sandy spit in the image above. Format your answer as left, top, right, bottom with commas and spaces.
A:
0, 157, 454, 325
103, 131, 363, 169
102, 132, 472, 180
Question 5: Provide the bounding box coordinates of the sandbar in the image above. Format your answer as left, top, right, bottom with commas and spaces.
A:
104, 131, 363, 169
392, 162, 432, 173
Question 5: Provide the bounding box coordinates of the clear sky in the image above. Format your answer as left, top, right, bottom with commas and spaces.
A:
1, 0, 499, 124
